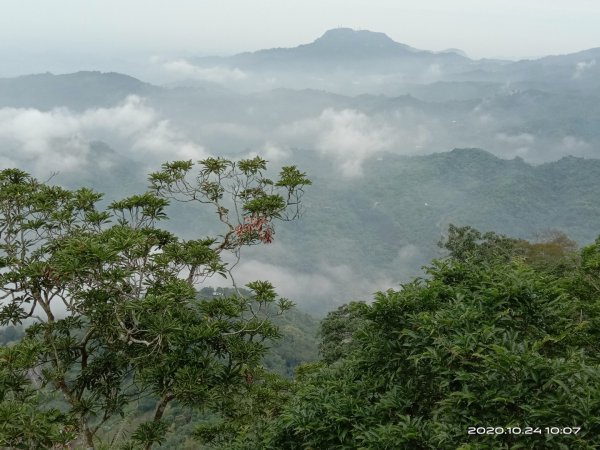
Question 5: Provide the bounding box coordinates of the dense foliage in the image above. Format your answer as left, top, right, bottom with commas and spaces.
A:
3, 153, 600, 450
219, 226, 600, 449
0, 158, 310, 449
197, 287, 320, 378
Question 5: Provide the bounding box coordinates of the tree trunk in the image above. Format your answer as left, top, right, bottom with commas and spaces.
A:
83, 424, 95, 450
144, 393, 174, 450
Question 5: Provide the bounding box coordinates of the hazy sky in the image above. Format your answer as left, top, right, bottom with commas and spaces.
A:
1, 0, 600, 76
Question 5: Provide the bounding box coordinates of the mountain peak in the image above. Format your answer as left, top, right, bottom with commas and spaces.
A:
317, 28, 394, 43
311, 28, 416, 55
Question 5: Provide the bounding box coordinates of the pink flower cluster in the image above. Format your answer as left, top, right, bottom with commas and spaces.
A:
234, 215, 274, 244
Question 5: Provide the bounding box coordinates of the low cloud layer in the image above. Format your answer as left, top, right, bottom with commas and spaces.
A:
312, 109, 395, 177
0, 96, 206, 177
276, 108, 435, 177
573, 59, 596, 79
1, 92, 594, 187
161, 59, 247, 83
203, 241, 426, 313
224, 258, 396, 313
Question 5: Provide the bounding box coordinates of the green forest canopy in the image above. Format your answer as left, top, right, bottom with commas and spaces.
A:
2, 158, 600, 449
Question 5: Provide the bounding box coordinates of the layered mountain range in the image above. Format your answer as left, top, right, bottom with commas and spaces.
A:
187, 28, 600, 95
1, 28, 599, 311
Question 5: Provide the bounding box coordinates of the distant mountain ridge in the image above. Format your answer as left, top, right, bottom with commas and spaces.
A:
189, 28, 600, 94
0, 71, 157, 110
3, 29, 599, 98
247, 28, 425, 59
194, 28, 470, 74
286, 147, 600, 271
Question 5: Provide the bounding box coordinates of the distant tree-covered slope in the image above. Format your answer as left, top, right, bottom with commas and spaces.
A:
273, 149, 600, 295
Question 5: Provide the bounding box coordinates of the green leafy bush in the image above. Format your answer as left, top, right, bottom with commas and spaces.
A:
232, 230, 600, 449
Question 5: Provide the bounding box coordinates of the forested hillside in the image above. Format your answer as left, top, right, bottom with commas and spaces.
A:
267, 148, 600, 311
3, 17, 600, 449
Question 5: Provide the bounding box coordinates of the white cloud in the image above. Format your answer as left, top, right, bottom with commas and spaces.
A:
423, 63, 443, 83
201, 240, 401, 312
491, 132, 537, 158
572, 59, 596, 79
561, 135, 590, 152
0, 107, 90, 174
316, 109, 395, 177
241, 141, 291, 163
278, 109, 402, 177
276, 108, 437, 177
0, 96, 207, 177
162, 59, 247, 83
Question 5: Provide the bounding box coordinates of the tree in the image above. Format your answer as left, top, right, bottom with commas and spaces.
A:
515, 230, 578, 274
230, 231, 600, 449
438, 224, 519, 265
439, 225, 578, 273
317, 301, 368, 364
0, 344, 73, 449
0, 157, 310, 449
